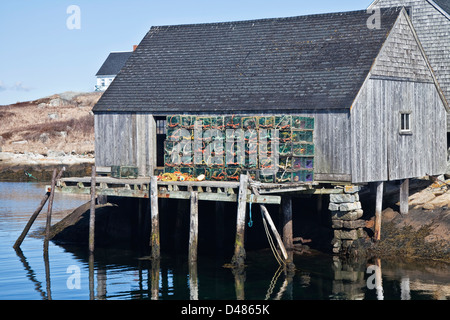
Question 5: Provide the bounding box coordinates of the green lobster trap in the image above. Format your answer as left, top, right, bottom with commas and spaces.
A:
258, 116, 274, 129
292, 170, 314, 182
292, 130, 313, 143
278, 143, 292, 157
292, 157, 314, 170
111, 166, 139, 179
224, 115, 242, 129
292, 143, 315, 157
292, 116, 315, 130
241, 116, 258, 130
275, 115, 291, 130
276, 171, 293, 183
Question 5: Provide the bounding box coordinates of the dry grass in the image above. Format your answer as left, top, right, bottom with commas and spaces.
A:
0, 92, 101, 154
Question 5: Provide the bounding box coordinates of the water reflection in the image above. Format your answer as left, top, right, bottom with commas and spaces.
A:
1, 182, 449, 300
12, 240, 450, 300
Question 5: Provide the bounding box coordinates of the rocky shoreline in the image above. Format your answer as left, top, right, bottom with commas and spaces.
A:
0, 151, 94, 182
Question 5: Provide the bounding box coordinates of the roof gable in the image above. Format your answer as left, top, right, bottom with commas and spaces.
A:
429, 0, 450, 18
93, 8, 403, 114
369, 0, 450, 20
96, 51, 133, 77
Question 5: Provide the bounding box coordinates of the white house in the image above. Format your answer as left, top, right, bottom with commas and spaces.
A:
95, 49, 134, 91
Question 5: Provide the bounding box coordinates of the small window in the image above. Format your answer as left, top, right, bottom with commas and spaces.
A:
400, 112, 412, 134
156, 120, 166, 135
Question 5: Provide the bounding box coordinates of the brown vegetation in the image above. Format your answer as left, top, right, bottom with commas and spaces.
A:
0, 92, 101, 155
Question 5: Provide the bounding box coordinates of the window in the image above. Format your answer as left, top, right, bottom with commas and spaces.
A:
400, 112, 412, 134
156, 119, 166, 135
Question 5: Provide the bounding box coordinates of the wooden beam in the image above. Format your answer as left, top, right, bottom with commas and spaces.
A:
53, 184, 281, 204
89, 166, 96, 253
374, 181, 384, 241
400, 178, 409, 215
232, 174, 249, 267
189, 191, 199, 263
150, 176, 160, 259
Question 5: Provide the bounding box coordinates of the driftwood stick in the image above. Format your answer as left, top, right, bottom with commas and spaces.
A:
13, 192, 50, 249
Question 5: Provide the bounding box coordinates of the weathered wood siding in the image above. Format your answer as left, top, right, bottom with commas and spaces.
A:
371, 0, 450, 130
351, 79, 446, 183
296, 110, 351, 182
351, 9, 447, 183
95, 113, 156, 176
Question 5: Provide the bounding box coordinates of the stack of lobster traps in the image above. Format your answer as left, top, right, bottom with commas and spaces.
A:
164, 114, 315, 183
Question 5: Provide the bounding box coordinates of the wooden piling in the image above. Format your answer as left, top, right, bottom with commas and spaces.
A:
374, 181, 384, 241
189, 191, 199, 263
232, 174, 249, 267
400, 178, 409, 215
281, 195, 293, 262
189, 261, 199, 300
89, 166, 96, 253
44, 169, 58, 253
150, 176, 160, 259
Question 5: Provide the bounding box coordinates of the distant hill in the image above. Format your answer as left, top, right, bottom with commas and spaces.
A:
0, 91, 102, 155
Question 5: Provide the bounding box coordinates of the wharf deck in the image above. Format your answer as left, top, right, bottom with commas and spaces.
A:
52, 176, 343, 205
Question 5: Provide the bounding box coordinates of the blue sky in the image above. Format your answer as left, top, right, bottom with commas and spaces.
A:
0, 0, 371, 105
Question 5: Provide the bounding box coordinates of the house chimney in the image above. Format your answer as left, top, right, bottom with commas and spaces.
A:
133, 45, 138, 51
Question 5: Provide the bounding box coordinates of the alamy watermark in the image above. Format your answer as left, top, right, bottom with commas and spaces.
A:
66, 265, 81, 289
66, 5, 81, 30
367, 8, 381, 30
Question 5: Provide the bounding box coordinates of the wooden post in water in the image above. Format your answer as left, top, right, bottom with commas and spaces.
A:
44, 169, 58, 253
400, 178, 409, 215
189, 190, 199, 263
150, 176, 160, 260
281, 195, 293, 262
89, 166, 96, 254
374, 181, 384, 241
232, 174, 249, 267
14, 192, 50, 249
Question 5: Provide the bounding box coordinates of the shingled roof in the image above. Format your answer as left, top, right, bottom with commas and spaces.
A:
96, 51, 133, 77
432, 0, 450, 17
93, 8, 403, 114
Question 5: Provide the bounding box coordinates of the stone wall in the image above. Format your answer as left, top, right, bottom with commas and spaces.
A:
329, 187, 367, 254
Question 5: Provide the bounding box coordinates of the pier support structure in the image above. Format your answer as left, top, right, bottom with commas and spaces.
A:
330, 185, 366, 255
231, 175, 249, 268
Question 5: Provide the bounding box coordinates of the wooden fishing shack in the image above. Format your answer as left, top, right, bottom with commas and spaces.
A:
53, 8, 448, 262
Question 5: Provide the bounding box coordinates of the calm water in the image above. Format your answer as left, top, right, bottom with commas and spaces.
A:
0, 181, 449, 300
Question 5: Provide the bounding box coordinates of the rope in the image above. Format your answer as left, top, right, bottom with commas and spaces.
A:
248, 194, 254, 228
261, 207, 285, 267
25, 172, 38, 180
264, 265, 284, 300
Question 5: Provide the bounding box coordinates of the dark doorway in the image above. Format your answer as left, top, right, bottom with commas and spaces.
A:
155, 116, 166, 167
